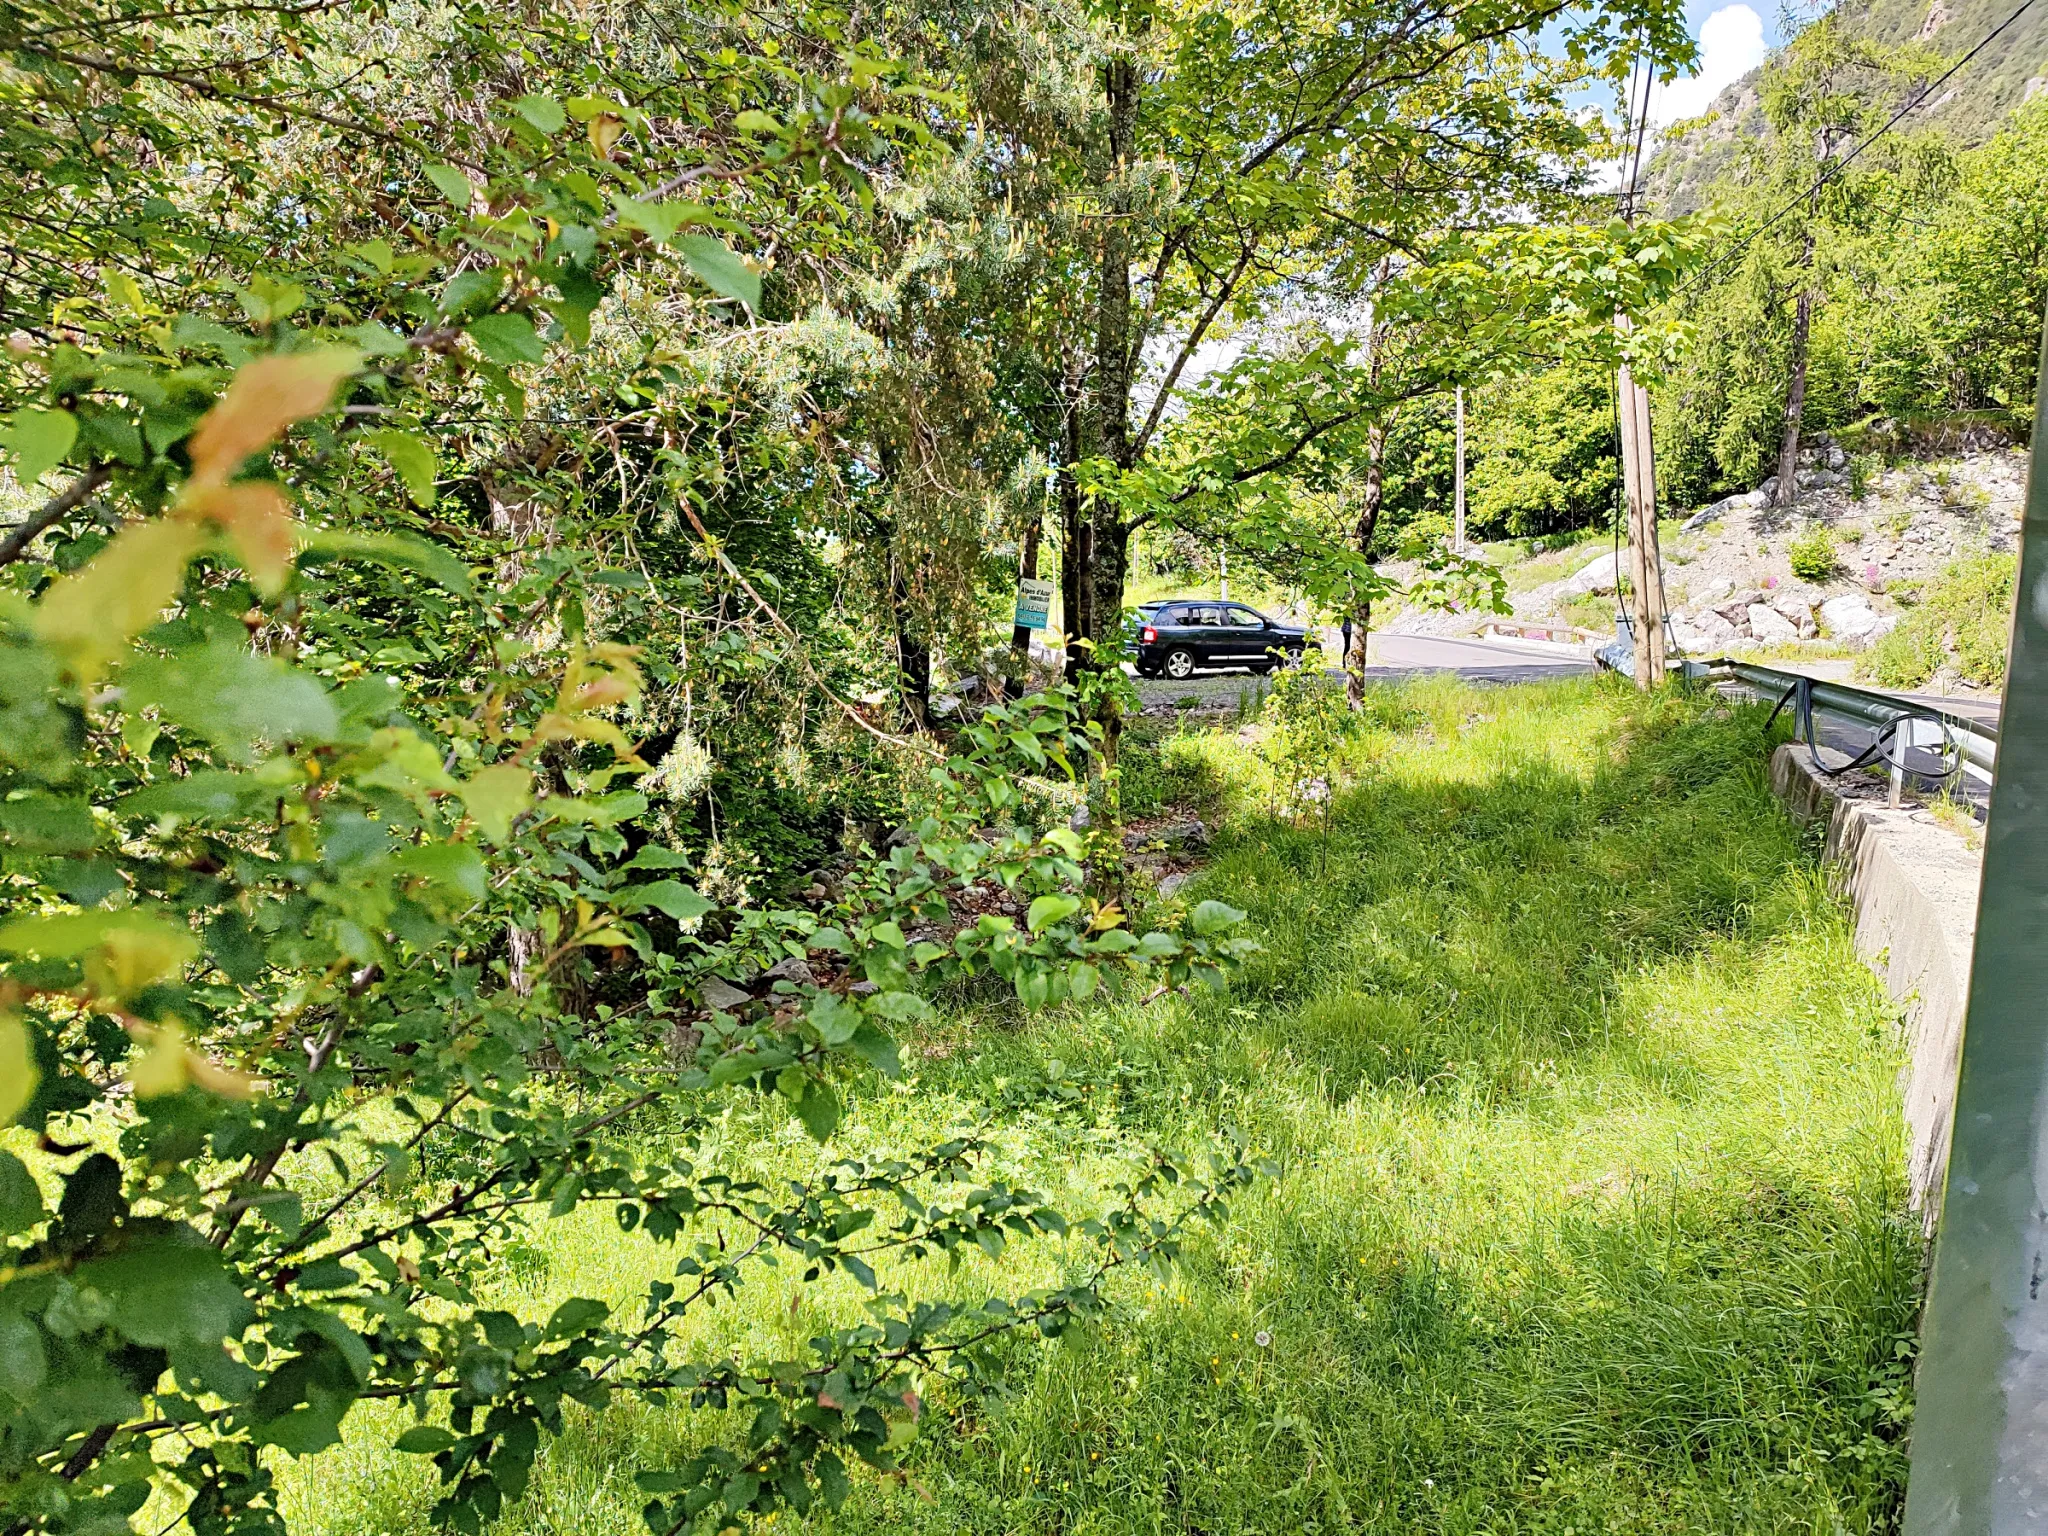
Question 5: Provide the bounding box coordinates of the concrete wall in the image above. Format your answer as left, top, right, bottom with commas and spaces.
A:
1768, 744, 1982, 1223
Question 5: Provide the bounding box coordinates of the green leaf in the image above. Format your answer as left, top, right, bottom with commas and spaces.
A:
457, 765, 532, 843
296, 528, 471, 596
0, 793, 95, 852
366, 429, 438, 506
679, 235, 760, 309
394, 1426, 456, 1455
390, 843, 487, 901
0, 1151, 44, 1235
792, 1080, 841, 1142
809, 992, 862, 1046
423, 164, 473, 207
120, 770, 268, 823
124, 641, 339, 762
439, 269, 501, 319
513, 94, 567, 133
1190, 900, 1245, 936
1026, 894, 1081, 934
849, 1021, 901, 1078
466, 312, 545, 367
543, 1297, 608, 1341
629, 879, 713, 923
81, 1232, 255, 1348
622, 844, 688, 871
1, 408, 78, 486
0, 1307, 45, 1401
609, 195, 700, 244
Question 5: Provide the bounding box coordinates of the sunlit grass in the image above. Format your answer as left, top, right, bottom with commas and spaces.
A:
275, 675, 1916, 1534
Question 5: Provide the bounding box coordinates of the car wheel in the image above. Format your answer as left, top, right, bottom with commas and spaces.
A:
1163, 648, 1196, 680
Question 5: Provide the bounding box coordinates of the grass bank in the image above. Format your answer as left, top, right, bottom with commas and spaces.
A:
282, 676, 1918, 1535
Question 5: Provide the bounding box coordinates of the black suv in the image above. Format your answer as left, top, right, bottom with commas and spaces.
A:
1130, 600, 1313, 680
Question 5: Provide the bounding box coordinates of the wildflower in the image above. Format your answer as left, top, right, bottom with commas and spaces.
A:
1254, 1330, 1272, 1347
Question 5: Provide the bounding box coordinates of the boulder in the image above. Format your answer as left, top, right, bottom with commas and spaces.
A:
1827, 443, 1848, 470
1747, 604, 1800, 643
700, 977, 754, 1013
1675, 608, 1738, 648
1562, 550, 1620, 597
761, 956, 818, 987
1798, 468, 1848, 491
1769, 586, 1818, 624
1818, 595, 1887, 645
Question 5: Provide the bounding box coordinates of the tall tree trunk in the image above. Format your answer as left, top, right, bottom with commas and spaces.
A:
1773, 282, 1815, 509
1080, 52, 1140, 899
1085, 53, 1140, 667
1057, 355, 1089, 685
1006, 507, 1043, 698
1345, 419, 1388, 708
890, 550, 931, 730
1773, 225, 1818, 509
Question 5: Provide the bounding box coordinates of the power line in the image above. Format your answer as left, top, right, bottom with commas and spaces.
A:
1678, 0, 2041, 295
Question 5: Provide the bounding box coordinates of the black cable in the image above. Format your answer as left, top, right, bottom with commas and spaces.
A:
1679, 0, 2041, 297
1765, 676, 1963, 784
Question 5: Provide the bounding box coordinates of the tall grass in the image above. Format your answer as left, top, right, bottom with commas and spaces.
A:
278, 676, 1917, 1535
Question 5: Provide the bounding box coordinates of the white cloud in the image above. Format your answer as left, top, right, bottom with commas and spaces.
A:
1649, 5, 1769, 126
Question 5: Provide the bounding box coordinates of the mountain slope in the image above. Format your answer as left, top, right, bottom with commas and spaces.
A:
1644, 0, 2048, 214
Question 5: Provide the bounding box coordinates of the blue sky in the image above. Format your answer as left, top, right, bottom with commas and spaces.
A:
1643, 1, 1781, 125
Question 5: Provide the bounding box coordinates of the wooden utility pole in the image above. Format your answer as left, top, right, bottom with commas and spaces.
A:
1453, 385, 1467, 551
1614, 59, 1668, 690
1617, 350, 1667, 688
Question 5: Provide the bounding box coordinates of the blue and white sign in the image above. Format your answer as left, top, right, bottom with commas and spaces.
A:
1014, 578, 1054, 631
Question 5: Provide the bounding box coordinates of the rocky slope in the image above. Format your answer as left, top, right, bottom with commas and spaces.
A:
1389, 440, 2025, 662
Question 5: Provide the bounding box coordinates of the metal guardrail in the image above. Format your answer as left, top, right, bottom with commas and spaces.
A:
1695, 657, 1998, 788
1477, 618, 1606, 646
1591, 643, 1999, 796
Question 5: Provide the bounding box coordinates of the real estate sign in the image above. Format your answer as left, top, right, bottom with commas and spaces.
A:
1014, 578, 1054, 632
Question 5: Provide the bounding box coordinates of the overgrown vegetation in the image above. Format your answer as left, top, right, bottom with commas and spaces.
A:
255, 678, 1920, 1534
1863, 551, 2017, 688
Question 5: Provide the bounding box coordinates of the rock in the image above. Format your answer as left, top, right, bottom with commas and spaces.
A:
1681, 506, 1716, 532
1798, 468, 1848, 491
1758, 475, 1780, 502
1675, 608, 1738, 648
761, 956, 818, 987
1817, 596, 1894, 647
1827, 444, 1848, 470
699, 977, 754, 1013
1067, 803, 1091, 833
1769, 586, 1816, 623
1747, 604, 1800, 643
928, 694, 961, 719
1562, 551, 1620, 597
1158, 871, 1193, 898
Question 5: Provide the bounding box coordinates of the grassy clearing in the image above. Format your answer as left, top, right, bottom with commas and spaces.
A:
279, 676, 1917, 1535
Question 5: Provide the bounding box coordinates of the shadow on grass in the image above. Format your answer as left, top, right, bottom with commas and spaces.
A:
278, 680, 1916, 1536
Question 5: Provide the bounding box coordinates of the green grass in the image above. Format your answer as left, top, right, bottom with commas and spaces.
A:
276, 677, 1918, 1535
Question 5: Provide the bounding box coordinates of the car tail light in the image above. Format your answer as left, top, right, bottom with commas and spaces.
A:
1141, 626, 1158, 642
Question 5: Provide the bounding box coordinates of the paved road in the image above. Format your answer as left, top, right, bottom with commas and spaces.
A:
1131, 631, 1592, 711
